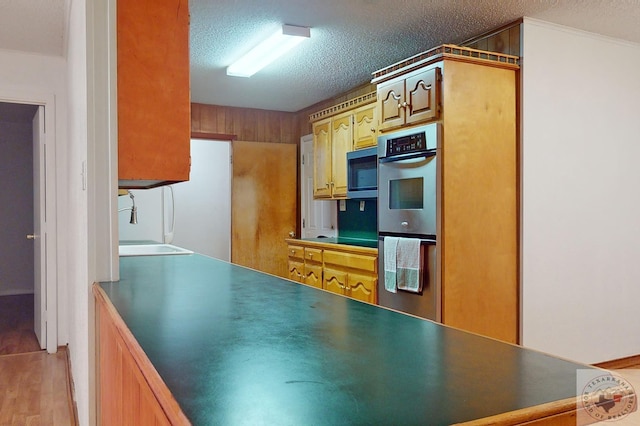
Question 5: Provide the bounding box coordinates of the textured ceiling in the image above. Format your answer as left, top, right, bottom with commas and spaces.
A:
191, 0, 640, 112
1, 1, 640, 113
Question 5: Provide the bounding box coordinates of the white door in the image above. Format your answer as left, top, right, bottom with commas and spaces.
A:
168, 139, 231, 260
300, 134, 337, 238
32, 106, 45, 349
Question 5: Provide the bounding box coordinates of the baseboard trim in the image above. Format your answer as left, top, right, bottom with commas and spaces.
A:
593, 354, 640, 369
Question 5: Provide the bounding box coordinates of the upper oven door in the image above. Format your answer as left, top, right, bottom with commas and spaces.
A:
378, 153, 437, 236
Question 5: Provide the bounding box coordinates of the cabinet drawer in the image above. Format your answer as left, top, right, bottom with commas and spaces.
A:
305, 248, 323, 263
287, 245, 304, 260
323, 251, 377, 273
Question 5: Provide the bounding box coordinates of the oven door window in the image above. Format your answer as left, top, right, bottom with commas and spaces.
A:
389, 177, 423, 209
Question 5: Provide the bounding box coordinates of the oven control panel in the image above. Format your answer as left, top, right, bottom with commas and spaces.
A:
386, 132, 427, 156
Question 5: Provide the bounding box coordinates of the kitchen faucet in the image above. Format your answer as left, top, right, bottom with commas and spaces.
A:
118, 190, 138, 224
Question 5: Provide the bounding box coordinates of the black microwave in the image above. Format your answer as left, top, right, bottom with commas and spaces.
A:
347, 147, 377, 199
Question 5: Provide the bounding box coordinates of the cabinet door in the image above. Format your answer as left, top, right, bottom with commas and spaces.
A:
117, 0, 190, 188
313, 119, 332, 198
288, 260, 304, 283
331, 114, 353, 198
405, 67, 440, 126
346, 272, 377, 304
304, 263, 323, 289
353, 104, 378, 150
323, 268, 347, 295
377, 80, 405, 131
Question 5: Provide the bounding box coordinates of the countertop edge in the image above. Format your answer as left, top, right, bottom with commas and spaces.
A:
93, 283, 191, 425
285, 238, 378, 254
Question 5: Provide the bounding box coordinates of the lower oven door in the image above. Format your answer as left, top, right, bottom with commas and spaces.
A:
377, 237, 439, 321
378, 153, 437, 236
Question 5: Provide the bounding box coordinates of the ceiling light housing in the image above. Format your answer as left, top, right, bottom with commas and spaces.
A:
226, 24, 311, 78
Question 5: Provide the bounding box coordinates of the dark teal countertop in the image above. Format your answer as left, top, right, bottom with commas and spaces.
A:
101, 254, 595, 425
301, 237, 378, 248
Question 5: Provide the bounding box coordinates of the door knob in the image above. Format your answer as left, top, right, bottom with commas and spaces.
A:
26, 234, 35, 240
288, 231, 296, 238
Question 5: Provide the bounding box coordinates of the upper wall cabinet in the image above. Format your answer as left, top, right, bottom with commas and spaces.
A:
117, 0, 191, 189
310, 93, 377, 200
376, 67, 440, 132
353, 103, 378, 150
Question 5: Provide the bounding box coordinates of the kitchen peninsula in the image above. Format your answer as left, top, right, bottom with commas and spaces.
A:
94, 253, 622, 425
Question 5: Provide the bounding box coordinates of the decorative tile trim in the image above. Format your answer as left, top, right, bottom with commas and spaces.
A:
309, 91, 377, 122
371, 44, 520, 83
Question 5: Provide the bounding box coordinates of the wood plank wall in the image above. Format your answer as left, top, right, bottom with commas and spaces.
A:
191, 82, 376, 144
191, 103, 299, 144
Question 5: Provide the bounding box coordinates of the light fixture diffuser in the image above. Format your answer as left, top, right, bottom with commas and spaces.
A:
226, 24, 311, 78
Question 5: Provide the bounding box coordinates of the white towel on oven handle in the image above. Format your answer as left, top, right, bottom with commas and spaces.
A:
383, 236, 399, 293
396, 238, 421, 293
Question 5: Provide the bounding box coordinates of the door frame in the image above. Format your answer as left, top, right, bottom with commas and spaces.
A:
0, 88, 58, 354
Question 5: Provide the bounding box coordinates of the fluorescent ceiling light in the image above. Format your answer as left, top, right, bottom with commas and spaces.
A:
226, 24, 310, 78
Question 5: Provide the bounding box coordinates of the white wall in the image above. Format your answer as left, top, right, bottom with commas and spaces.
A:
0, 118, 34, 295
66, 0, 92, 423
170, 139, 231, 260
118, 188, 164, 242
0, 49, 69, 345
521, 18, 640, 363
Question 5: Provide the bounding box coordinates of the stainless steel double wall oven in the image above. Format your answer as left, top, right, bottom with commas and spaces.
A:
377, 123, 440, 321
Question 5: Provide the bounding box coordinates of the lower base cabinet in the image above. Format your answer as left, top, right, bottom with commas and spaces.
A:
304, 263, 323, 289
94, 284, 190, 425
286, 240, 378, 304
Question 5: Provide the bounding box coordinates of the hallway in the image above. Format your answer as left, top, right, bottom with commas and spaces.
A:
0, 295, 77, 424
0, 295, 40, 356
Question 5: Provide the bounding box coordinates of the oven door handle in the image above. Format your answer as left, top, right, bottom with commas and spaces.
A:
379, 150, 436, 164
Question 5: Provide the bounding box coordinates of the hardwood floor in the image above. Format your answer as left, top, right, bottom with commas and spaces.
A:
0, 348, 77, 425
0, 294, 41, 355
0, 295, 77, 424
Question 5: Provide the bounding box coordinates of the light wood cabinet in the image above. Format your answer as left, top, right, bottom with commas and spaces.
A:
312, 113, 352, 199
353, 103, 378, 149
288, 260, 304, 283
330, 112, 352, 198
323, 250, 377, 304
372, 45, 520, 343
303, 248, 323, 289
377, 67, 440, 132
287, 245, 305, 283
324, 267, 348, 295
310, 93, 377, 199
312, 118, 333, 198
117, 0, 191, 189
286, 239, 378, 304
94, 285, 189, 425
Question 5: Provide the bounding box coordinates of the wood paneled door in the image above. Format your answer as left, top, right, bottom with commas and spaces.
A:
231, 141, 297, 278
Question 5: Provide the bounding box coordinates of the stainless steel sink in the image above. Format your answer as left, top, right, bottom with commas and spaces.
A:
118, 244, 194, 257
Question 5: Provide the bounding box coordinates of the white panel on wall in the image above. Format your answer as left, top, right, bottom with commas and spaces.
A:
521, 18, 640, 363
